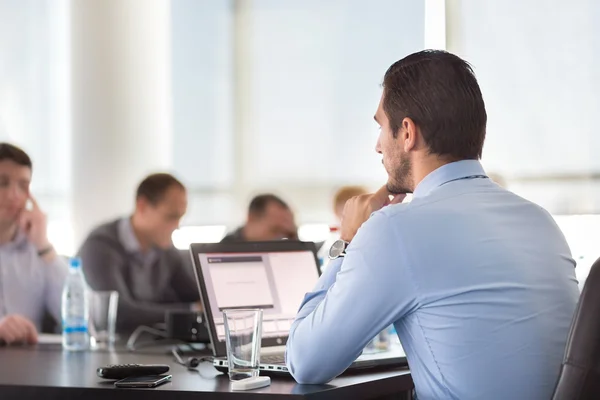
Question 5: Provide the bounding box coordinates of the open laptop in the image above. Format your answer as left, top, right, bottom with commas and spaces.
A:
190, 241, 407, 376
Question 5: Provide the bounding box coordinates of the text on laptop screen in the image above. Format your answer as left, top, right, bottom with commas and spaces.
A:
197, 250, 319, 341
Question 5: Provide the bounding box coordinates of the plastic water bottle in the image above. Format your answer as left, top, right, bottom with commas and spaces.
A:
61, 257, 90, 351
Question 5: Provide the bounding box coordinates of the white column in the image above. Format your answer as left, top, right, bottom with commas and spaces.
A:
232, 0, 255, 216
70, 0, 173, 247
424, 0, 446, 50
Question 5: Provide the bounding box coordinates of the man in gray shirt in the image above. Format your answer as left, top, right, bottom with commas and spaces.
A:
0, 143, 67, 344
78, 173, 200, 334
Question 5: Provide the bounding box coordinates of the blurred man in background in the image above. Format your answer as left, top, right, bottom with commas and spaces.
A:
332, 186, 368, 223
317, 186, 370, 269
0, 143, 66, 345
78, 173, 199, 334
221, 194, 298, 242
487, 172, 507, 188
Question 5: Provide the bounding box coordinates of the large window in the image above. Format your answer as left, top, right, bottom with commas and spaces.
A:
171, 0, 424, 228
245, 0, 424, 187
448, 0, 600, 213
3, 0, 599, 283
171, 0, 234, 190
170, 0, 237, 227
448, 0, 600, 285
0, 0, 72, 253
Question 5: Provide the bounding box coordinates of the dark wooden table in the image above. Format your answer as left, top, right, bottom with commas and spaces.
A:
0, 344, 413, 399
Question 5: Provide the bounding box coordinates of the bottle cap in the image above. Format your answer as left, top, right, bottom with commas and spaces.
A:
69, 257, 82, 269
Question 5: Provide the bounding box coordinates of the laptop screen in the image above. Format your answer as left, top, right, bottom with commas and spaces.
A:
196, 249, 319, 342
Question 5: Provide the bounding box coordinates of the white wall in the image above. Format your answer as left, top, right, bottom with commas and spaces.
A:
70, 0, 174, 246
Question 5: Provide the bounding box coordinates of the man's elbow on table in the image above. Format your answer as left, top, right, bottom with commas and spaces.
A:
286, 346, 339, 385
288, 361, 337, 385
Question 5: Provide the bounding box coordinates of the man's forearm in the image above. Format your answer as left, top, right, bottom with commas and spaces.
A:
285, 258, 346, 382
285, 213, 409, 384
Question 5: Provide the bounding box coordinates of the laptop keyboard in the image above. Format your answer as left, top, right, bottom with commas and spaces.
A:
261, 354, 285, 365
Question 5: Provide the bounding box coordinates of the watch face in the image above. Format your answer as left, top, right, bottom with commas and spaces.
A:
328, 239, 346, 260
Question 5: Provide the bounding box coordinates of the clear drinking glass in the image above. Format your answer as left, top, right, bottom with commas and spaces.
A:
89, 290, 119, 349
223, 309, 263, 381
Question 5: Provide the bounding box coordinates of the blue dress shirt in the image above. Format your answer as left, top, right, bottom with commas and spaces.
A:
286, 160, 579, 400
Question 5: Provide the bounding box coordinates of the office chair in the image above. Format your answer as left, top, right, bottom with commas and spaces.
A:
41, 310, 60, 334
552, 257, 600, 400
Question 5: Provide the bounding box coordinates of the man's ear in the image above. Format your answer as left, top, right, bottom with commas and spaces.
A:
247, 212, 259, 224
136, 197, 149, 214
401, 117, 418, 152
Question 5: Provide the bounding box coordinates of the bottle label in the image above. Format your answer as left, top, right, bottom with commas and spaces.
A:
63, 325, 88, 334
62, 317, 88, 334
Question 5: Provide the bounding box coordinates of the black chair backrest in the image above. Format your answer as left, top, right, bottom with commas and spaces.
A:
552, 257, 600, 399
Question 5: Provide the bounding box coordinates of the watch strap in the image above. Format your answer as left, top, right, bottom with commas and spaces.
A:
37, 246, 54, 257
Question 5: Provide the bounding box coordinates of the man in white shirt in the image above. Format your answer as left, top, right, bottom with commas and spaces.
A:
0, 143, 67, 344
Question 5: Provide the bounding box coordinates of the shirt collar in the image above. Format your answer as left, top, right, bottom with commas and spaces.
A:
413, 160, 487, 199
118, 217, 143, 254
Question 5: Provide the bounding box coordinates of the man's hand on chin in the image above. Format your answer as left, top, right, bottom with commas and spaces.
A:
340, 185, 406, 242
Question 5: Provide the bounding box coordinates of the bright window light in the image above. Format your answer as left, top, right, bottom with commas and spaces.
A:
552, 214, 600, 290
47, 220, 75, 257
298, 223, 331, 243
172, 225, 227, 249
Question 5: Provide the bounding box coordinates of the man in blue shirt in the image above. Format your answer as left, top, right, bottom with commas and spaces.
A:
285, 50, 579, 399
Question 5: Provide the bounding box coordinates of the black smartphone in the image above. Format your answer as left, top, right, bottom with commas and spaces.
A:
114, 374, 172, 388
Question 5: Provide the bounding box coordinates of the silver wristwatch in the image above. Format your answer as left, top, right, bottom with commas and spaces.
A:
328, 239, 349, 260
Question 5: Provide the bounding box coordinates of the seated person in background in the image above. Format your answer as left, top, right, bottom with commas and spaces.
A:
0, 143, 66, 344
285, 50, 579, 399
487, 172, 507, 188
332, 186, 368, 224
221, 194, 298, 242
78, 173, 199, 334
318, 186, 369, 269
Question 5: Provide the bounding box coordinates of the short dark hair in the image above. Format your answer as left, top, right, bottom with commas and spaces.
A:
248, 194, 289, 217
382, 50, 487, 160
136, 173, 185, 205
0, 143, 32, 169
